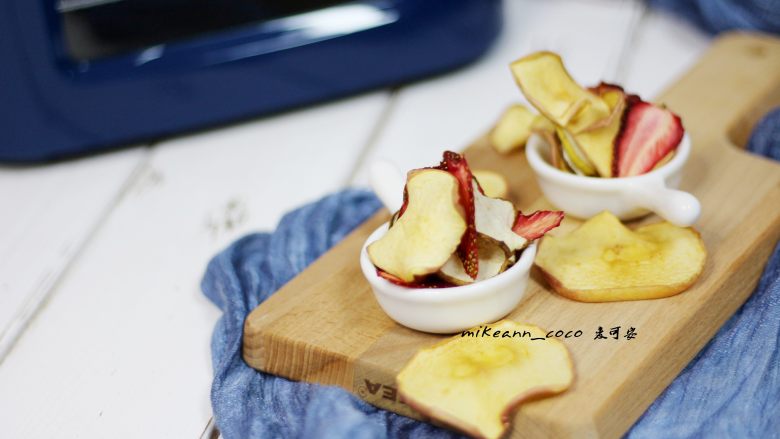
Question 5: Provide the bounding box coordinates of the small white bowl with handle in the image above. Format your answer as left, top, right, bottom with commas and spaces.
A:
360, 223, 537, 334
360, 160, 536, 334
526, 133, 700, 226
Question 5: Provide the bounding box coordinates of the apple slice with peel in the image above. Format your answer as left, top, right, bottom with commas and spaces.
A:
473, 181, 528, 252
573, 87, 626, 177
567, 82, 622, 134
438, 235, 511, 285
536, 129, 571, 172
367, 169, 467, 283
588, 81, 624, 95
582, 82, 626, 133
512, 210, 565, 241
614, 97, 684, 177
511, 52, 609, 129
397, 320, 574, 439
535, 211, 706, 302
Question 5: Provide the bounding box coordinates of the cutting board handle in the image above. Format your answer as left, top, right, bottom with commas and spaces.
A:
660, 32, 780, 149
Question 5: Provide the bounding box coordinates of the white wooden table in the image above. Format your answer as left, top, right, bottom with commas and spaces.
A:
0, 1, 710, 437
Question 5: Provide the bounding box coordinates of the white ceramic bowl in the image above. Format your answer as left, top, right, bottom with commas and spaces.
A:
526, 133, 700, 226
360, 223, 537, 334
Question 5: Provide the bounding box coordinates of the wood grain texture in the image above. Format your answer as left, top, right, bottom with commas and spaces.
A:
244, 33, 780, 438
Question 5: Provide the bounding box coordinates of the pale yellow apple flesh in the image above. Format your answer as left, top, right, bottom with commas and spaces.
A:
578, 88, 625, 133
510, 52, 609, 129
557, 127, 598, 176
368, 169, 467, 283
490, 105, 537, 154
573, 87, 625, 177
473, 181, 528, 252
472, 169, 509, 199
535, 211, 707, 302
397, 320, 574, 439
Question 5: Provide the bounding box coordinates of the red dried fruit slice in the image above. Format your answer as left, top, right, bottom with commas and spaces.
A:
512, 211, 564, 241
438, 151, 479, 279
614, 98, 684, 177
376, 269, 454, 289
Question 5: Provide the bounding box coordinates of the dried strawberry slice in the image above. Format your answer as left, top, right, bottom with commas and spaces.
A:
438, 151, 479, 279
512, 211, 564, 241
376, 269, 454, 289
613, 98, 684, 177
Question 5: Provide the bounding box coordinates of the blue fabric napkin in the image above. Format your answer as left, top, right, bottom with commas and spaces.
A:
202, 108, 780, 439
648, 0, 780, 35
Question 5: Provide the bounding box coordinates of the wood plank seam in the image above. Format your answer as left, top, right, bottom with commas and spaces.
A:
612, 2, 649, 85
344, 89, 400, 187
0, 148, 153, 364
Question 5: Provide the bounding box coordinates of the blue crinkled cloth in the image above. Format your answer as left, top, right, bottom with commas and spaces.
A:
202, 108, 780, 439
647, 0, 780, 35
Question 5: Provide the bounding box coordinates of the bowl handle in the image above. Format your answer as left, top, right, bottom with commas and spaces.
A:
620, 181, 701, 227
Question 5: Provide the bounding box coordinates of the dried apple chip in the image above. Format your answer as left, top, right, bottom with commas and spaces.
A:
490, 105, 537, 154
573, 87, 625, 177
397, 320, 574, 439
472, 169, 509, 199
368, 169, 467, 283
582, 82, 626, 132
473, 181, 528, 252
510, 52, 609, 129
536, 211, 706, 302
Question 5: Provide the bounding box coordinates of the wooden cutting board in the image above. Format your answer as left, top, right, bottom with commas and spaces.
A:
243, 33, 780, 438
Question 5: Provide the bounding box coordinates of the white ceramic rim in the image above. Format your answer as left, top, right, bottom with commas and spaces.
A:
526, 133, 690, 187
360, 223, 537, 304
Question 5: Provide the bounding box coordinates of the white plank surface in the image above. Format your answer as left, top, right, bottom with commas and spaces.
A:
0, 148, 146, 360
620, 8, 711, 99
0, 93, 388, 438
350, 0, 644, 186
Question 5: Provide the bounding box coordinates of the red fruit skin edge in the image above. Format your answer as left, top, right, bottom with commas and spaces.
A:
375, 269, 454, 289
397, 187, 409, 218
512, 211, 564, 241
439, 151, 479, 279
588, 81, 625, 95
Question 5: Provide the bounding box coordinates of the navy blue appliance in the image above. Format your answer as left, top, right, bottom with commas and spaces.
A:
0, 0, 502, 162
